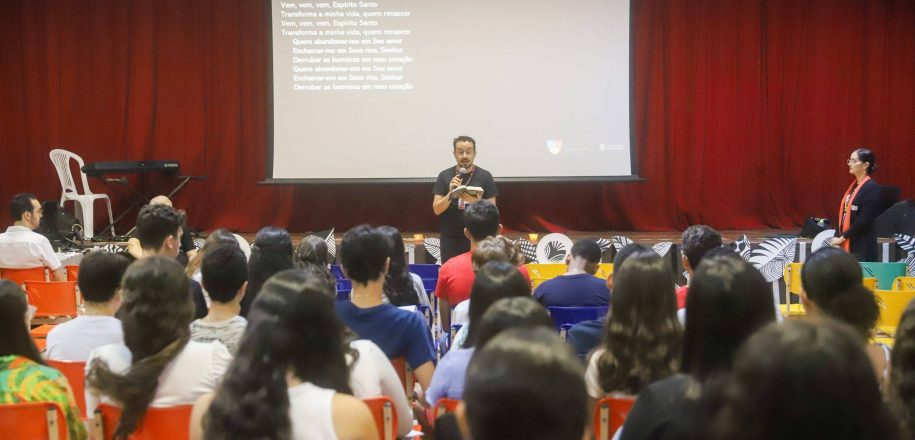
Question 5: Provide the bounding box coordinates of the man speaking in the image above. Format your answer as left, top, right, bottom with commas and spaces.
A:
432, 135, 498, 263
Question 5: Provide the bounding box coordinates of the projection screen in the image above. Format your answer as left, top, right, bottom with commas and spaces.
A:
267, 0, 634, 182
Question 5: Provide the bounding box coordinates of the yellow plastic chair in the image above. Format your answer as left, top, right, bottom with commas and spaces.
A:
595, 263, 614, 280
863, 277, 878, 290
783, 263, 803, 295
873, 289, 915, 336
893, 277, 915, 292
529, 263, 613, 290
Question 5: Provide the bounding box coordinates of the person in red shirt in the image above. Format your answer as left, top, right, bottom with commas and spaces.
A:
435, 200, 530, 331
677, 225, 722, 309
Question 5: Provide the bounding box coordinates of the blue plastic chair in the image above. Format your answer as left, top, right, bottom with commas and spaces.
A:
330, 265, 346, 281
547, 306, 609, 337
336, 279, 352, 301
409, 264, 440, 292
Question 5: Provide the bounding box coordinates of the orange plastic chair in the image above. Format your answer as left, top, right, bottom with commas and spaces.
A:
0, 401, 68, 440
24, 281, 80, 319
363, 396, 398, 440
34, 337, 47, 351
65, 265, 79, 282
594, 396, 636, 440
94, 403, 193, 440
30, 324, 57, 338
1, 267, 48, 288
389, 357, 416, 401
433, 398, 460, 421
47, 360, 87, 418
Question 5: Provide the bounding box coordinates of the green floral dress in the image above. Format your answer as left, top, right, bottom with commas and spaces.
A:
0, 355, 87, 440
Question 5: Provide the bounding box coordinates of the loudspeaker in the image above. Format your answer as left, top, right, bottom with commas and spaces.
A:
36, 201, 81, 243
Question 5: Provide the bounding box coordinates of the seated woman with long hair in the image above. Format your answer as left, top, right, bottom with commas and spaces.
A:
241, 226, 295, 316
0, 280, 86, 440
294, 234, 337, 294
800, 247, 887, 386
584, 250, 682, 399
710, 319, 899, 440
86, 257, 232, 439
378, 226, 431, 308
619, 252, 775, 440
190, 269, 378, 440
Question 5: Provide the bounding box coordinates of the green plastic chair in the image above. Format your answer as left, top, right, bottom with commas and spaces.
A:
859, 263, 907, 290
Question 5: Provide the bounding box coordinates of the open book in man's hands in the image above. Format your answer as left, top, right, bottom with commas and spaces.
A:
448, 185, 484, 198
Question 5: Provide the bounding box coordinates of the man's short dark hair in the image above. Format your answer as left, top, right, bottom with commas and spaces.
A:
681, 225, 723, 269
78, 251, 130, 302
201, 244, 248, 303
136, 204, 185, 250
10, 193, 37, 221
340, 225, 390, 284
464, 200, 500, 241
570, 239, 602, 264
453, 135, 476, 150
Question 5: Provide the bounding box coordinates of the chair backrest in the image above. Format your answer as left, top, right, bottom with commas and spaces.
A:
1, 267, 49, 288
65, 265, 79, 282
874, 289, 915, 336
547, 306, 609, 336
433, 398, 461, 421
0, 401, 68, 440
594, 263, 614, 280
94, 403, 193, 440
24, 281, 80, 318
49, 149, 93, 198
363, 397, 398, 440
47, 360, 87, 418
388, 357, 415, 401
409, 264, 441, 292
593, 396, 636, 440
329, 264, 346, 280
860, 262, 907, 290
783, 262, 804, 295
894, 277, 915, 292
527, 263, 567, 289
864, 277, 878, 290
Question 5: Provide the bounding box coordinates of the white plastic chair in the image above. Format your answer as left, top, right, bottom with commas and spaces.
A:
49, 149, 114, 238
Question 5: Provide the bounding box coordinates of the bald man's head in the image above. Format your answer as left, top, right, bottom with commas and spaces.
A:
149, 195, 173, 207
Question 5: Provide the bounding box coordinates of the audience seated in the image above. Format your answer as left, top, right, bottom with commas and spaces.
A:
800, 247, 888, 387
0, 193, 65, 280
709, 319, 899, 440
46, 251, 130, 361
888, 300, 915, 440
435, 200, 530, 332
620, 253, 775, 440
450, 236, 529, 347
458, 327, 588, 440
127, 195, 198, 264
566, 244, 651, 358
134, 204, 208, 319
335, 225, 436, 390
533, 238, 609, 307
294, 234, 337, 294
86, 257, 231, 439
0, 280, 86, 439
584, 249, 681, 400
379, 225, 431, 308
427, 295, 552, 406
190, 269, 377, 440
240, 226, 294, 317
676, 225, 722, 309
190, 244, 249, 355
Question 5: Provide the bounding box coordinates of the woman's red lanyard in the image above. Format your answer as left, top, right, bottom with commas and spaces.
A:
837, 176, 870, 252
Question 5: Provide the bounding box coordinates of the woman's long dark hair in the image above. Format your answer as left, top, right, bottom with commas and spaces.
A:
596, 250, 681, 394
87, 257, 193, 439
378, 226, 419, 306
802, 247, 879, 338
294, 235, 336, 294
889, 300, 915, 440
0, 280, 43, 364
204, 269, 353, 440
682, 254, 775, 381
711, 319, 900, 440
464, 261, 532, 348
241, 226, 294, 316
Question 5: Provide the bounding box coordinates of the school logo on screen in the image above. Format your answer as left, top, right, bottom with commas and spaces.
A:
546, 139, 563, 155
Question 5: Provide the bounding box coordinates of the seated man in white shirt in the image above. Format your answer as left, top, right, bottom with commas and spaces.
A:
0, 193, 65, 280
46, 251, 130, 361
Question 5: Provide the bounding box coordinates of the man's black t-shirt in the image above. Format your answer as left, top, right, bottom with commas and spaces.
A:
432, 165, 498, 238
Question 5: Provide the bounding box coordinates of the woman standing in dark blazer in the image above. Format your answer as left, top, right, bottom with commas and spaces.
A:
831, 148, 880, 262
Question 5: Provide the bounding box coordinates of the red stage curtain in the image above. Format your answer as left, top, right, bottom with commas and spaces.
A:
1, 0, 913, 233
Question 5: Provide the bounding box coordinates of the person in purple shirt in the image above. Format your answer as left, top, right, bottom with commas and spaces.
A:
534, 239, 609, 307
